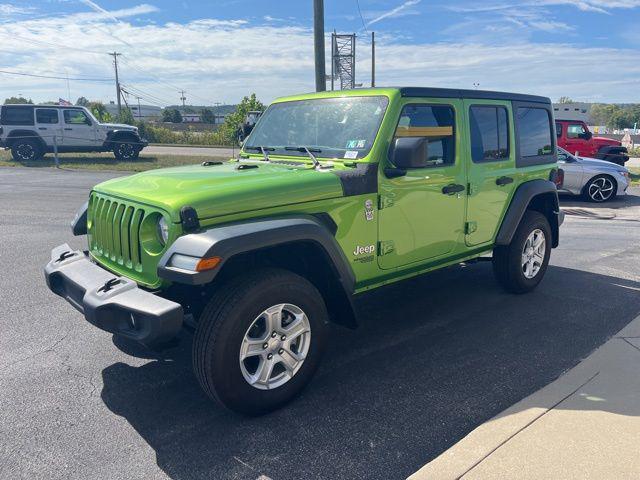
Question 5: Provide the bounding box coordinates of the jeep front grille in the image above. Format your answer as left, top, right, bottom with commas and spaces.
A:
88, 194, 145, 270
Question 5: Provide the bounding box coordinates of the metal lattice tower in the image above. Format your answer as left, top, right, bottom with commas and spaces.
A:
331, 32, 356, 90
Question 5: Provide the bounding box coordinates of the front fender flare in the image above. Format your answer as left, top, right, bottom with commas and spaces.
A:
158, 216, 355, 291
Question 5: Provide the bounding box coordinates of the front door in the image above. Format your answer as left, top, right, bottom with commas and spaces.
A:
62, 108, 97, 147
378, 100, 467, 270
464, 100, 516, 246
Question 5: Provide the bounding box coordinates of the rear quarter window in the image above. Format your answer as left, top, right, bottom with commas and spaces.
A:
514, 104, 556, 167
1, 106, 34, 126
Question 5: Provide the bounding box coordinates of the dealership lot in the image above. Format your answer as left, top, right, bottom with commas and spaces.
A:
1, 167, 640, 480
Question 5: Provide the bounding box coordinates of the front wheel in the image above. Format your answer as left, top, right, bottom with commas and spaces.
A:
193, 268, 329, 415
583, 175, 616, 202
493, 211, 551, 294
113, 141, 140, 161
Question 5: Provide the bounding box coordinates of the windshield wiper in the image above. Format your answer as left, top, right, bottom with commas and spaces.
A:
285, 146, 322, 168
244, 146, 274, 162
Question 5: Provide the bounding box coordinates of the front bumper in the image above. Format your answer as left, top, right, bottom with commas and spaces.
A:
44, 243, 183, 348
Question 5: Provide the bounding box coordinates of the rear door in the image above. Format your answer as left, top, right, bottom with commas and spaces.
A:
464, 100, 515, 247
377, 99, 467, 269
62, 108, 98, 147
34, 108, 63, 147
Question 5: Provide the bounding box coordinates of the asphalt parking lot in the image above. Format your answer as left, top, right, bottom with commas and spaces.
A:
1, 167, 640, 480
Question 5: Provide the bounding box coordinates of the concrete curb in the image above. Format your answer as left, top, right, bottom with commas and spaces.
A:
409, 313, 640, 480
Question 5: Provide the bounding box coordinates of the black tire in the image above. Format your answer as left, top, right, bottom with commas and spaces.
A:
11, 138, 43, 162
193, 268, 329, 415
493, 211, 552, 294
113, 140, 140, 161
582, 175, 617, 203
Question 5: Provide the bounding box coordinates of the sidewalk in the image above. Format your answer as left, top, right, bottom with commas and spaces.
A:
409, 314, 640, 480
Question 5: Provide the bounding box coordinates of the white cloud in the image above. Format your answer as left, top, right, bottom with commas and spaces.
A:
367, 0, 421, 26
0, 2, 639, 104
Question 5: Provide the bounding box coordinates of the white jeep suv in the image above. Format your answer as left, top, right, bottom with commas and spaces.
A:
0, 104, 147, 161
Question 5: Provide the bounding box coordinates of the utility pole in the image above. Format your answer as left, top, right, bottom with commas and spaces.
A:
180, 90, 187, 107
371, 31, 375, 87
313, 0, 326, 92
136, 96, 142, 120
109, 52, 122, 117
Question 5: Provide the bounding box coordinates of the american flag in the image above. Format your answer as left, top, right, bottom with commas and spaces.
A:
58, 98, 72, 106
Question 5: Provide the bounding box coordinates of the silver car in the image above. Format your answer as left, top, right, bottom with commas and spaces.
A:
557, 147, 630, 202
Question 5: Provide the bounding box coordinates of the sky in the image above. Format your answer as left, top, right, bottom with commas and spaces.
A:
0, 0, 639, 106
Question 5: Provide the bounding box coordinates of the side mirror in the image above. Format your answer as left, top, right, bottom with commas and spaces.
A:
388, 137, 429, 169
585, 130, 592, 140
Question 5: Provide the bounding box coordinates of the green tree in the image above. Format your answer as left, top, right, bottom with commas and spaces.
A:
201, 108, 215, 124
171, 109, 183, 123
589, 103, 620, 126
88, 101, 113, 123
75, 96, 90, 106
4, 96, 33, 104
221, 93, 265, 144
117, 107, 136, 125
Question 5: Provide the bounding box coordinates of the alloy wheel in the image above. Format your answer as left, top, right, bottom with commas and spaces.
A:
117, 143, 135, 159
521, 228, 546, 279
239, 303, 311, 390
588, 177, 614, 202
17, 143, 35, 161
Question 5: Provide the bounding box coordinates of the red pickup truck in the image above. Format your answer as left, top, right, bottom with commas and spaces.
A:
555, 119, 629, 166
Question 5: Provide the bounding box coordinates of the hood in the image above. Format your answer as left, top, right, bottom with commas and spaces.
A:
100, 122, 138, 131
578, 156, 627, 171
592, 136, 620, 147
93, 160, 345, 222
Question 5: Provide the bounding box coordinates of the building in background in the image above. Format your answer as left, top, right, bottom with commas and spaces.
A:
105, 102, 162, 121
552, 102, 591, 122
182, 113, 201, 123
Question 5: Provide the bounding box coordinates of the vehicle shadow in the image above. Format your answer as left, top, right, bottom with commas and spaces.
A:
100, 264, 640, 480
8, 155, 157, 168
559, 190, 640, 210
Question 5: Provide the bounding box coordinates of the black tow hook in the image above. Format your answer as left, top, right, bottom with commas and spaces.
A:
56, 251, 75, 263
98, 278, 122, 293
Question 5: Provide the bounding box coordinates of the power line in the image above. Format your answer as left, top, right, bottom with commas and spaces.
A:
355, 0, 369, 33
0, 69, 112, 82
0, 32, 108, 55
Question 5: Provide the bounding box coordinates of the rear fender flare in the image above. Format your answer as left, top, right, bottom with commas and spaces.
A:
495, 179, 561, 248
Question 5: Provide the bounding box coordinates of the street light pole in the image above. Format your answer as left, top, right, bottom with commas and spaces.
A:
313, 0, 326, 92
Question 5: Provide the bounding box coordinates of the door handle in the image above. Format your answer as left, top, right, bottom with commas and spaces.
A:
38, 127, 47, 130
496, 176, 514, 186
64, 128, 73, 131
442, 184, 465, 195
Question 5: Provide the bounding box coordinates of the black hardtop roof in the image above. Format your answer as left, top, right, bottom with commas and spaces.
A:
398, 87, 550, 104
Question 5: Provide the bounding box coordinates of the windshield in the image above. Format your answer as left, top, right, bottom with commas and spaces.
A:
244, 96, 389, 160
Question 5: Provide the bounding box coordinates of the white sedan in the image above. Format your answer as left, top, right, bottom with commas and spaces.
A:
557, 147, 630, 202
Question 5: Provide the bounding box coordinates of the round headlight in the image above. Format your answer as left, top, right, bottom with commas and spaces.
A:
157, 216, 169, 244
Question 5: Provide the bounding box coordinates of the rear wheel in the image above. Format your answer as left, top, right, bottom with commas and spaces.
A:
493, 211, 551, 294
583, 175, 616, 202
113, 140, 140, 160
193, 268, 329, 415
11, 139, 42, 162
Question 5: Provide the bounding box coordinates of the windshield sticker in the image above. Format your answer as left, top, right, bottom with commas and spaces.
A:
344, 150, 358, 159
346, 140, 358, 148
356, 140, 366, 148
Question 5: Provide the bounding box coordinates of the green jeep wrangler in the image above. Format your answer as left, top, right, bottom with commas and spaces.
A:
45, 87, 564, 415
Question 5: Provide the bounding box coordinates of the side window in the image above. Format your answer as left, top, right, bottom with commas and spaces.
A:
469, 106, 509, 163
395, 104, 455, 167
36, 109, 59, 124
0, 106, 34, 126
555, 122, 562, 138
517, 107, 553, 158
567, 123, 586, 139
64, 109, 90, 125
